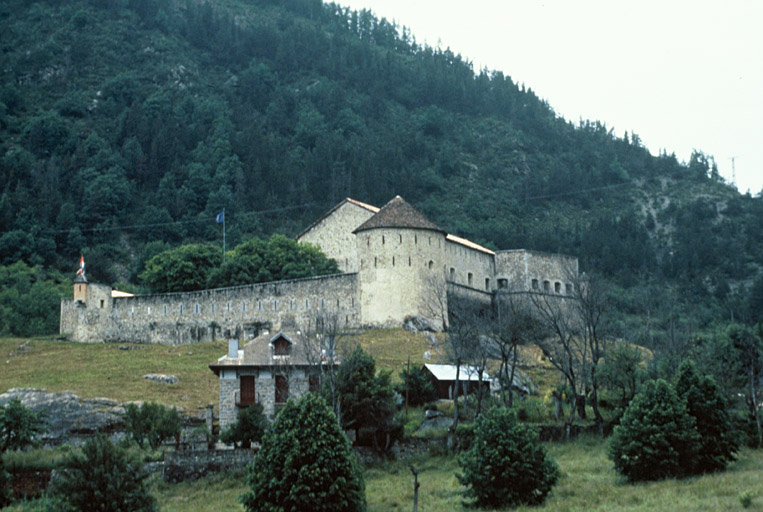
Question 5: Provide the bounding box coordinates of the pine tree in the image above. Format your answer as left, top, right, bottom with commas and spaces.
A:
609, 379, 700, 481
242, 393, 365, 512
457, 407, 559, 508
675, 360, 739, 473
47, 435, 156, 512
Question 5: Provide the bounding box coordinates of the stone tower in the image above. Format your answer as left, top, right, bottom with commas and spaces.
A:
353, 196, 448, 330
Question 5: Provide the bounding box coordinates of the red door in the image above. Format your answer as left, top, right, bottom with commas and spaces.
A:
240, 376, 255, 406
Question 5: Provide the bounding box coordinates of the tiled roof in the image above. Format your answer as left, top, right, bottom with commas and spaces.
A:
209, 331, 335, 373
353, 196, 445, 234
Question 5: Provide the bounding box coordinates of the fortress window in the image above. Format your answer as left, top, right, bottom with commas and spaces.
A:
555, 282, 561, 293
392, 256, 395, 266
163, 305, 169, 315
289, 300, 295, 311
532, 279, 539, 290
429, 237, 431, 245
345, 258, 348, 267
543, 280, 550, 292
179, 304, 184, 314
351, 297, 354, 307
337, 298, 340, 307
367, 237, 370, 247
498, 278, 508, 289
100, 300, 105, 308
242, 302, 247, 313
450, 267, 455, 280
415, 235, 418, 244
374, 257, 377, 268
428, 260, 434, 269
210, 304, 216, 314
399, 234, 402, 243
194, 304, 201, 314
321, 299, 326, 309
273, 300, 279, 311
360, 259, 363, 269
147, 306, 151, 315
257, 301, 263, 311
468, 273, 473, 286
382, 235, 385, 245
226, 302, 231, 312
306, 298, 310, 309
566, 283, 573, 295
408, 256, 411, 266
130, 306, 135, 316
485, 278, 490, 290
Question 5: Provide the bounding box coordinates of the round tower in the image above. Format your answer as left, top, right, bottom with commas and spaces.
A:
354, 196, 448, 330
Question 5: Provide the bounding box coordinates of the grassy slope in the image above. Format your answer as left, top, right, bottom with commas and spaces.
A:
147, 438, 762, 512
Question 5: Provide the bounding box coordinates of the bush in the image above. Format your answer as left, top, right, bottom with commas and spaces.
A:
0, 458, 10, 509
457, 407, 559, 508
0, 397, 46, 453
219, 403, 269, 448
609, 379, 700, 481
124, 402, 180, 450
47, 436, 156, 512
242, 393, 365, 512
396, 366, 437, 406
674, 360, 739, 473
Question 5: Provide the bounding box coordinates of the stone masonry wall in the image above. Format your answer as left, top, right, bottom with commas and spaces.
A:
59, 283, 114, 343
297, 201, 376, 273
495, 250, 578, 295
66, 273, 360, 345
444, 240, 496, 293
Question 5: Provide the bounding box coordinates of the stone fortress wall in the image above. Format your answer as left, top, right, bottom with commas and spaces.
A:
61, 197, 579, 344
61, 274, 359, 345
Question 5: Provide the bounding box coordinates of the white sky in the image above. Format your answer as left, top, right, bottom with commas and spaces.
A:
338, 0, 763, 195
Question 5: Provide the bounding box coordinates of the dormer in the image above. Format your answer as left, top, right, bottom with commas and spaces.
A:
270, 332, 293, 357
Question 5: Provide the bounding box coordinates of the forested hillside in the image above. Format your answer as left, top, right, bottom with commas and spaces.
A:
1, 0, 762, 337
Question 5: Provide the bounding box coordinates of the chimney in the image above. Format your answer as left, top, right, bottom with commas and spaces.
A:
228, 339, 239, 359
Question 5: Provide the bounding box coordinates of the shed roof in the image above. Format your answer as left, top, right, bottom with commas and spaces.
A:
424, 364, 490, 382
353, 196, 445, 234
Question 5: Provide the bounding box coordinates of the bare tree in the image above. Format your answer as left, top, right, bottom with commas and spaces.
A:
489, 293, 545, 408
571, 271, 611, 435
298, 312, 345, 424
530, 288, 584, 438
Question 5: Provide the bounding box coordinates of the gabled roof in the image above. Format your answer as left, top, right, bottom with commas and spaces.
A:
446, 234, 495, 256
423, 364, 491, 381
296, 198, 379, 240
209, 331, 337, 374
353, 196, 445, 234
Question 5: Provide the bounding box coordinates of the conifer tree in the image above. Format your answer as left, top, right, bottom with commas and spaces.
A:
457, 407, 559, 508
242, 393, 365, 512
609, 379, 700, 481
674, 360, 739, 473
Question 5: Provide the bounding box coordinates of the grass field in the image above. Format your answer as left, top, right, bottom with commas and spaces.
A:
148, 437, 761, 511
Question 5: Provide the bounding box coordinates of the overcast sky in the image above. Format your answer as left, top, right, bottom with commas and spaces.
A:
338, 0, 763, 195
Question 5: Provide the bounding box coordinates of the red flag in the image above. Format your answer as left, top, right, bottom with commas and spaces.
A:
76, 255, 85, 275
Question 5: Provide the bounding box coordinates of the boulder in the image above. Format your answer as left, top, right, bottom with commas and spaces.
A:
403, 316, 435, 333
418, 415, 453, 433
143, 374, 179, 384
425, 409, 443, 419
0, 388, 125, 445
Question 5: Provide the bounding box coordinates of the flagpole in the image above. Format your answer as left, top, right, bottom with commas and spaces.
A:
222, 208, 226, 263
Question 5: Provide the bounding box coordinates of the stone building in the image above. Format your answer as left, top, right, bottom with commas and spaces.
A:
208, 331, 335, 429
60, 196, 578, 344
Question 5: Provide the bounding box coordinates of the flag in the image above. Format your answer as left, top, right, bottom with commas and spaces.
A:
76, 255, 85, 275
216, 209, 225, 224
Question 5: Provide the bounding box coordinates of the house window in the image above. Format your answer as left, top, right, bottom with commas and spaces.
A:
468, 273, 473, 286
239, 376, 255, 406
532, 279, 539, 290
485, 278, 490, 290
275, 375, 289, 404
566, 283, 573, 295
273, 336, 291, 356
543, 280, 550, 292
309, 374, 320, 393
555, 282, 561, 293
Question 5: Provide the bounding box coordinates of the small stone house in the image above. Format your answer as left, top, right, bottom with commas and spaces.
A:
423, 363, 491, 400
209, 331, 335, 431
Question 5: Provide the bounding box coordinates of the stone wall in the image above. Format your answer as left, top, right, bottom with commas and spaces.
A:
356, 227, 447, 330
64, 273, 360, 345
59, 283, 114, 343
444, 240, 496, 293
296, 200, 376, 273
495, 250, 578, 295
163, 449, 255, 483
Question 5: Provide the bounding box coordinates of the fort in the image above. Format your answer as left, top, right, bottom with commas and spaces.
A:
60, 196, 578, 344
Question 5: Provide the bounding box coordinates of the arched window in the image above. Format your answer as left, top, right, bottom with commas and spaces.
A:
428, 260, 434, 269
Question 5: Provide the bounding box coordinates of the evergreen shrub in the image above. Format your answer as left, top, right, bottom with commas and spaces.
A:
242, 393, 365, 512
457, 407, 559, 508
219, 403, 269, 448
0, 459, 11, 509
47, 436, 156, 512
124, 402, 180, 450
609, 379, 700, 481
